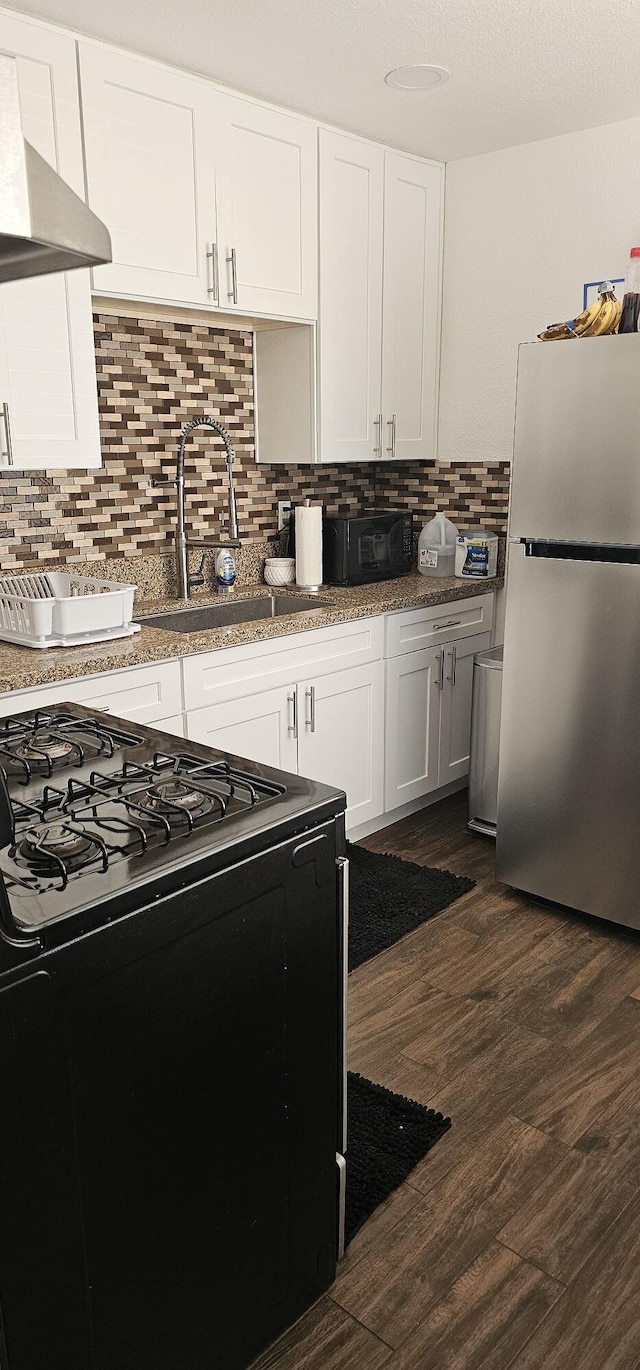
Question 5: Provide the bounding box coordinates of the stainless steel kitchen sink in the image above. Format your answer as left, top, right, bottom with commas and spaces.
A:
136, 593, 330, 634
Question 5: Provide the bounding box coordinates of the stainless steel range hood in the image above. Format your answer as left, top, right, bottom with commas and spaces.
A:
0, 53, 111, 283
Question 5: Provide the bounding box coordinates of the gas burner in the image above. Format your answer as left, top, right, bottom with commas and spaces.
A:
0, 710, 144, 784
15, 731, 77, 767
19, 822, 97, 871
134, 779, 216, 824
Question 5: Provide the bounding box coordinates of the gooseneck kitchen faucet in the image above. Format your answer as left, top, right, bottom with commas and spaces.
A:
154, 415, 241, 599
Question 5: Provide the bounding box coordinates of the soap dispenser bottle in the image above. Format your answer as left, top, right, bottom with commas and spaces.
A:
215, 548, 236, 595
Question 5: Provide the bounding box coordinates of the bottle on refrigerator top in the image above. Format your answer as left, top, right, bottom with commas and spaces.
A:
418, 512, 459, 577
618, 248, 640, 333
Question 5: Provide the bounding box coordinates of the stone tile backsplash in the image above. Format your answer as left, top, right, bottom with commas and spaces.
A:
0, 311, 510, 573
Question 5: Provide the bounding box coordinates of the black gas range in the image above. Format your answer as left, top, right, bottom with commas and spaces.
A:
0, 702, 348, 1370
0, 702, 345, 946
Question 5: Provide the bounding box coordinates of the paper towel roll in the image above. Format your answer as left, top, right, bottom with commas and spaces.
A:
295, 503, 323, 589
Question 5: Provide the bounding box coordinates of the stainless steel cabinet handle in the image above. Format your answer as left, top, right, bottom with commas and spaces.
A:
386, 413, 397, 458
433, 618, 461, 631
435, 649, 444, 691
373, 412, 383, 457
287, 690, 298, 739
226, 247, 238, 304
445, 645, 457, 686
206, 242, 219, 301
2, 403, 13, 466
305, 684, 316, 732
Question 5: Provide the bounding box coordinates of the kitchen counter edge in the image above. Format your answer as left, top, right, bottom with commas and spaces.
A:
0, 574, 503, 696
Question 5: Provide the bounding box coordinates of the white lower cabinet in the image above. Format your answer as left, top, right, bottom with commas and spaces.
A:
186, 686, 298, 773
385, 645, 442, 809
385, 630, 492, 811
296, 662, 384, 830
0, 595, 493, 834
439, 633, 489, 786
156, 715, 185, 738
185, 660, 384, 831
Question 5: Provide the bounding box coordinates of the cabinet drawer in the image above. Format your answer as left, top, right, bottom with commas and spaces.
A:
182, 617, 384, 711
385, 594, 494, 657
0, 661, 182, 725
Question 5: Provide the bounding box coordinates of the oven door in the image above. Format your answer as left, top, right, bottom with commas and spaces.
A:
347, 516, 409, 583
0, 822, 340, 1370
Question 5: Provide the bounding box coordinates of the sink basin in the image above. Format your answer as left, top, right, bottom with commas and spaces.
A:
136, 593, 330, 634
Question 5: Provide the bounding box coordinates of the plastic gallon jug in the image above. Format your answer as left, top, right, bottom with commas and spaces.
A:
455, 529, 498, 580
418, 512, 459, 577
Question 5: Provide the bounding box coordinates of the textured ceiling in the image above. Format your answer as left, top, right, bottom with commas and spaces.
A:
7, 0, 640, 160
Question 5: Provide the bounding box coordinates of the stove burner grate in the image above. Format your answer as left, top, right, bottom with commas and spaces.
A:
0, 710, 143, 783
134, 777, 219, 824
0, 736, 287, 899
12, 820, 109, 888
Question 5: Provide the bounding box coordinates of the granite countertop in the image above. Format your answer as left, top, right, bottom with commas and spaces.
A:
0, 573, 503, 696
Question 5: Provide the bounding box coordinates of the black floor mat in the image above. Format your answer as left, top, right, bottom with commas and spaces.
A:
348, 841, 475, 971
346, 1072, 451, 1245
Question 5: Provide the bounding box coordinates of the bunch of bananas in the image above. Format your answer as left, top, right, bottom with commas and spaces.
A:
539, 282, 622, 341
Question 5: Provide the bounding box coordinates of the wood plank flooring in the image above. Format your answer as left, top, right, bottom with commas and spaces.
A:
252, 792, 640, 1370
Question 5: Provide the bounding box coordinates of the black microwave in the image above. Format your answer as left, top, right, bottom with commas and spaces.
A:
322, 511, 413, 587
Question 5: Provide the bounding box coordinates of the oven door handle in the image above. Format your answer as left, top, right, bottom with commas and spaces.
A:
336, 855, 349, 1157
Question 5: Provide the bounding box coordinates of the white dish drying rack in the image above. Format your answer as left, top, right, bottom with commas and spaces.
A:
0, 572, 141, 649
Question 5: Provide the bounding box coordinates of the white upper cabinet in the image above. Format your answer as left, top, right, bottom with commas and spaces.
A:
313, 133, 444, 464
78, 44, 216, 305
381, 153, 443, 462
0, 14, 100, 470
214, 96, 317, 319
78, 46, 317, 319
317, 130, 384, 461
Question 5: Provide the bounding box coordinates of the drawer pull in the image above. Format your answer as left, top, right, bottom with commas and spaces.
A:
433, 618, 461, 630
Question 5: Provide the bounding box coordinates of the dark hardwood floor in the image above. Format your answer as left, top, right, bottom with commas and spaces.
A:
252, 792, 640, 1369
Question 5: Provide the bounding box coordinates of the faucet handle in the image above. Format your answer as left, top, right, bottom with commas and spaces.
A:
150, 476, 173, 488
188, 551, 206, 591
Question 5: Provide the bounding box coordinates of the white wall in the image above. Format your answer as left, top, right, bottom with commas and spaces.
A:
438, 116, 640, 465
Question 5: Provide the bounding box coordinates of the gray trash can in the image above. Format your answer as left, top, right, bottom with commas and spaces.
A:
468, 644, 503, 837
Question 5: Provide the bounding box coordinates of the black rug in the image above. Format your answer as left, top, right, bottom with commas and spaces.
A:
347, 841, 475, 971
346, 1072, 451, 1244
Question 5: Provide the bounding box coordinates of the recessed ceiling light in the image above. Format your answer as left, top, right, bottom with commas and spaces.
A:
385, 64, 450, 90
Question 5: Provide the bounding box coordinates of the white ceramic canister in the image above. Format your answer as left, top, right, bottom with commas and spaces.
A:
264, 557, 295, 587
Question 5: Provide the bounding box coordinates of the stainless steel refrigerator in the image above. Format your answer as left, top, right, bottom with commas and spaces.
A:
496, 333, 640, 930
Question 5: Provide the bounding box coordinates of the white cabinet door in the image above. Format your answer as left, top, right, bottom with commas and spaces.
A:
439, 632, 491, 786
384, 645, 443, 811
297, 661, 384, 830
381, 152, 443, 462
318, 130, 384, 462
215, 96, 317, 319
155, 714, 185, 738
79, 44, 216, 304
0, 17, 100, 471
185, 687, 298, 773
